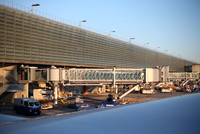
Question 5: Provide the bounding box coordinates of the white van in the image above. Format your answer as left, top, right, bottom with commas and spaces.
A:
14, 98, 41, 115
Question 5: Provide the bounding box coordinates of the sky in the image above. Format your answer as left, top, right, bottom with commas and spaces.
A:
3, 0, 200, 63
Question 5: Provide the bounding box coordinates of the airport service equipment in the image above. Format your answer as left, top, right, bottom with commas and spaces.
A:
142, 89, 157, 94
13, 98, 41, 115
161, 87, 175, 93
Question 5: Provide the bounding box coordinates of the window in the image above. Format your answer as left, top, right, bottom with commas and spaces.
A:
24, 101, 28, 107
29, 102, 34, 106
34, 102, 40, 106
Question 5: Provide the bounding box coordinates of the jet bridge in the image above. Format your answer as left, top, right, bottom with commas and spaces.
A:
17, 67, 144, 85
64, 68, 144, 85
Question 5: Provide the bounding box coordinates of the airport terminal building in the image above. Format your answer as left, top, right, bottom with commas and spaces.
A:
0, 4, 194, 71
0, 3, 199, 105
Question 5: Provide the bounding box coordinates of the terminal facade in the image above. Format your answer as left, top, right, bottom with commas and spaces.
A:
0, 4, 199, 105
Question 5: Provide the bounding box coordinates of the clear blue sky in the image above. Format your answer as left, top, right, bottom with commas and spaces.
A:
5, 0, 200, 63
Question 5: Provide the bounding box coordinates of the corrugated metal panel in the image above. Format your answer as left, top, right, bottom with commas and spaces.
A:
0, 4, 193, 71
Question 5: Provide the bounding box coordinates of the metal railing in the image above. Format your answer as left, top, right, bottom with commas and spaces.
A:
0, 0, 109, 37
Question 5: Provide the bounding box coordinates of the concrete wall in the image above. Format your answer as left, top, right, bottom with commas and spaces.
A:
0, 65, 18, 95
0, 65, 28, 105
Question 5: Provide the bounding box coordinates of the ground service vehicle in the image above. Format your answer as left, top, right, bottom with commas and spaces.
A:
161, 87, 175, 93
142, 89, 157, 94
13, 98, 41, 115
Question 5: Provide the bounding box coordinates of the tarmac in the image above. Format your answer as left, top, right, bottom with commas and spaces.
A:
0, 91, 196, 122
2, 93, 200, 134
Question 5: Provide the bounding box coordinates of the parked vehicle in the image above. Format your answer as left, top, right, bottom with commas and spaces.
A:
140, 83, 156, 94
142, 89, 157, 94
67, 96, 84, 108
13, 98, 41, 115
101, 94, 118, 108
161, 87, 175, 93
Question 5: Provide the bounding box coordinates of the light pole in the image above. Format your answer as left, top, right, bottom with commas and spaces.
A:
79, 20, 86, 28
109, 30, 115, 37
156, 47, 160, 52
144, 43, 149, 48
31, 4, 40, 14
129, 37, 135, 43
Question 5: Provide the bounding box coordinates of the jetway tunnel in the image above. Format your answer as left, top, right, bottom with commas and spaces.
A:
13, 66, 146, 104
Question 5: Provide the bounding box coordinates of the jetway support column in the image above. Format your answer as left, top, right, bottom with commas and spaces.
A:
113, 67, 118, 99
113, 67, 118, 94
54, 82, 58, 105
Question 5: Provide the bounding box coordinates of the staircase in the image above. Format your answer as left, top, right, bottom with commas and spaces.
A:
118, 85, 140, 100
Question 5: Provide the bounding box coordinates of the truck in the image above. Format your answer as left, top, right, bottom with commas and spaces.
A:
13, 98, 41, 115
